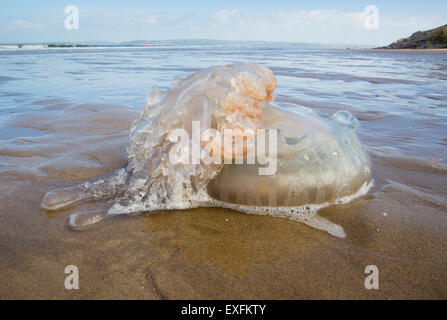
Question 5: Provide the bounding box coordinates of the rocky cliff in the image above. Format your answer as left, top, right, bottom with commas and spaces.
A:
381, 24, 447, 49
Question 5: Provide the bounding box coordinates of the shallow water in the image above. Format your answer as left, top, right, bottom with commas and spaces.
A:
1, 44, 447, 299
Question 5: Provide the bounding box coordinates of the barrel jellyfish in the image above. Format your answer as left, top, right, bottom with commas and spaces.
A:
42, 64, 372, 237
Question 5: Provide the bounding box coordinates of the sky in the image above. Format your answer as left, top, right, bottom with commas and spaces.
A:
0, 0, 446, 46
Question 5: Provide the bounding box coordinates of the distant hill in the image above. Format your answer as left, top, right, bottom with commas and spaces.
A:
381, 24, 447, 49
1, 39, 372, 50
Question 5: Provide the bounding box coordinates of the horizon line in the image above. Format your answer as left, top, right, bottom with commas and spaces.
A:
0, 38, 380, 47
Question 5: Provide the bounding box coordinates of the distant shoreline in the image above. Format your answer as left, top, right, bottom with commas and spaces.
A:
0, 39, 373, 50
2, 43, 447, 52
373, 48, 447, 52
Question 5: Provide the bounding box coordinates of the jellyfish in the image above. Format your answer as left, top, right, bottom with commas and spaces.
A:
42, 64, 372, 237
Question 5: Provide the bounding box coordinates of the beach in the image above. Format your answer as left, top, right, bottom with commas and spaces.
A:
1, 44, 447, 299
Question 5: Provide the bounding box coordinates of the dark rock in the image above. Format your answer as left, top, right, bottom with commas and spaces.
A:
379, 24, 447, 49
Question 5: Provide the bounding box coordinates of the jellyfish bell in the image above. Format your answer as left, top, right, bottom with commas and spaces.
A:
41, 63, 372, 237
208, 104, 372, 207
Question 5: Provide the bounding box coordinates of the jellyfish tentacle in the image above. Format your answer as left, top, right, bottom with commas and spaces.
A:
69, 205, 109, 230
42, 169, 128, 211
42, 185, 94, 211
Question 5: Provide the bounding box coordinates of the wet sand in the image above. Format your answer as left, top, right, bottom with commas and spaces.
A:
1, 98, 447, 299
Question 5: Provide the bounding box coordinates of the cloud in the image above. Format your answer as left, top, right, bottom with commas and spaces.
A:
211, 9, 366, 30
8, 19, 43, 30
215, 9, 240, 22
128, 11, 163, 25
141, 16, 160, 24
275, 10, 364, 28
380, 14, 445, 30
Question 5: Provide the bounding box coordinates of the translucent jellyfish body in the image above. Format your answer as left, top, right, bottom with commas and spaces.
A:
42, 64, 371, 237
208, 105, 371, 207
